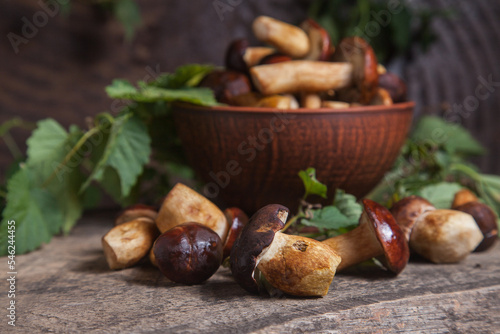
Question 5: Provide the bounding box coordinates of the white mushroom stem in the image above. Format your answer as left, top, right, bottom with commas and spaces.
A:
322, 218, 381, 271
250, 61, 353, 95
243, 47, 275, 67
257, 232, 341, 297
253, 16, 310, 58
301, 93, 322, 108
321, 101, 350, 109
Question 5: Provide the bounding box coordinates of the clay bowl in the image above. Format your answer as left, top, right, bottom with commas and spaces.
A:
173, 102, 414, 214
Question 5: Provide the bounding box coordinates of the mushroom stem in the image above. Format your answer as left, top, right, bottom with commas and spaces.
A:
253, 16, 310, 58
322, 216, 382, 271
250, 61, 353, 95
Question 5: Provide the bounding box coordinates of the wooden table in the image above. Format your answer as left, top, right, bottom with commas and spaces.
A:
3, 212, 500, 333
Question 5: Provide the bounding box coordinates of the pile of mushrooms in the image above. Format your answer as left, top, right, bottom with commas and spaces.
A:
102, 183, 497, 298
199, 15, 407, 109
390, 189, 497, 263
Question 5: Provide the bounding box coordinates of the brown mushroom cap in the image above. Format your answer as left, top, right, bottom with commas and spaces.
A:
225, 38, 250, 73
454, 202, 498, 252
300, 19, 332, 61
223, 207, 249, 260
378, 72, 407, 103
451, 189, 479, 209
390, 196, 436, 242
198, 70, 252, 105
230, 204, 288, 294
362, 199, 410, 274
332, 37, 378, 104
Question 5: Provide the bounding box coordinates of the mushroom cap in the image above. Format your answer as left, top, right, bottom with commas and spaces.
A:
230, 204, 289, 294
223, 207, 249, 260
454, 202, 498, 252
300, 18, 332, 61
409, 209, 484, 263
362, 199, 410, 274
332, 37, 378, 104
225, 38, 250, 73
198, 70, 252, 105
390, 196, 436, 242
378, 72, 407, 103
451, 189, 479, 209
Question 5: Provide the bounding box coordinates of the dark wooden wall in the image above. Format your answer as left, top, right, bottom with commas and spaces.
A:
1, 0, 499, 183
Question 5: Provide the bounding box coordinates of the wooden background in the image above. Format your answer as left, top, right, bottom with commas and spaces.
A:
1, 0, 499, 184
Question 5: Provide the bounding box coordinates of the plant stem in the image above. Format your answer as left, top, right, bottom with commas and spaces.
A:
281, 212, 304, 232
43, 127, 101, 187
2, 132, 23, 160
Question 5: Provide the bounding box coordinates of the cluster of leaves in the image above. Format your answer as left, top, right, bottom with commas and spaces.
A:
0, 65, 217, 255
308, 0, 450, 64
62, 0, 141, 40
283, 168, 362, 239
369, 116, 500, 221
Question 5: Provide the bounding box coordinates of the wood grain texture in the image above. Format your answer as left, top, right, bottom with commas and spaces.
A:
1, 212, 499, 333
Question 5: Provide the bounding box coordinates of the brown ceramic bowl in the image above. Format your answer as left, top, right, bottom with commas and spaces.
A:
173, 102, 414, 214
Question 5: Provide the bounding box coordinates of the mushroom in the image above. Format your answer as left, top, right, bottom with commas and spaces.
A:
332, 37, 378, 104
102, 219, 160, 270
300, 19, 332, 61
222, 207, 249, 260
252, 16, 310, 58
153, 222, 223, 285
321, 101, 350, 109
301, 93, 322, 109
409, 209, 483, 263
225, 38, 275, 72
451, 189, 479, 209
115, 204, 158, 225
198, 70, 252, 104
322, 199, 409, 274
255, 95, 298, 109
250, 60, 352, 95
454, 201, 498, 252
370, 88, 393, 106
378, 72, 407, 103
390, 195, 436, 242
258, 53, 292, 65
230, 204, 341, 297
155, 183, 229, 241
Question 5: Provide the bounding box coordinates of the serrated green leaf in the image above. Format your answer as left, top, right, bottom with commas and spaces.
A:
416, 182, 463, 209
302, 206, 357, 230
0, 167, 63, 255
334, 189, 363, 222
412, 116, 486, 156
25, 119, 85, 234
299, 168, 328, 199
82, 114, 151, 198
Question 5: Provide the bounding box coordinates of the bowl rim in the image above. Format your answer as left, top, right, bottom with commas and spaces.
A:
174, 101, 415, 115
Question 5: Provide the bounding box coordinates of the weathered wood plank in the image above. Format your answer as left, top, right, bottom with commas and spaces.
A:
1, 212, 499, 333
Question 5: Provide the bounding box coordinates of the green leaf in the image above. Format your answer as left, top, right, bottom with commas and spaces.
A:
81, 114, 151, 198
149, 64, 215, 89
0, 167, 63, 255
298, 168, 328, 199
416, 182, 463, 209
105, 79, 138, 99
26, 119, 85, 234
334, 189, 363, 223
412, 116, 486, 156
114, 0, 141, 41
302, 205, 358, 230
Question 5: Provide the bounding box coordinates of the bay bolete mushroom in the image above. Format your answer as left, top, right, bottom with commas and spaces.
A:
198, 70, 252, 104
102, 219, 160, 270
250, 60, 352, 95
451, 188, 479, 209
222, 207, 249, 260
230, 204, 341, 297
225, 38, 275, 72
409, 209, 483, 263
390, 196, 436, 242
322, 199, 409, 274
378, 72, 407, 103
300, 19, 332, 61
114, 204, 158, 226
156, 183, 229, 241
252, 16, 310, 58
454, 202, 498, 252
332, 36, 378, 104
